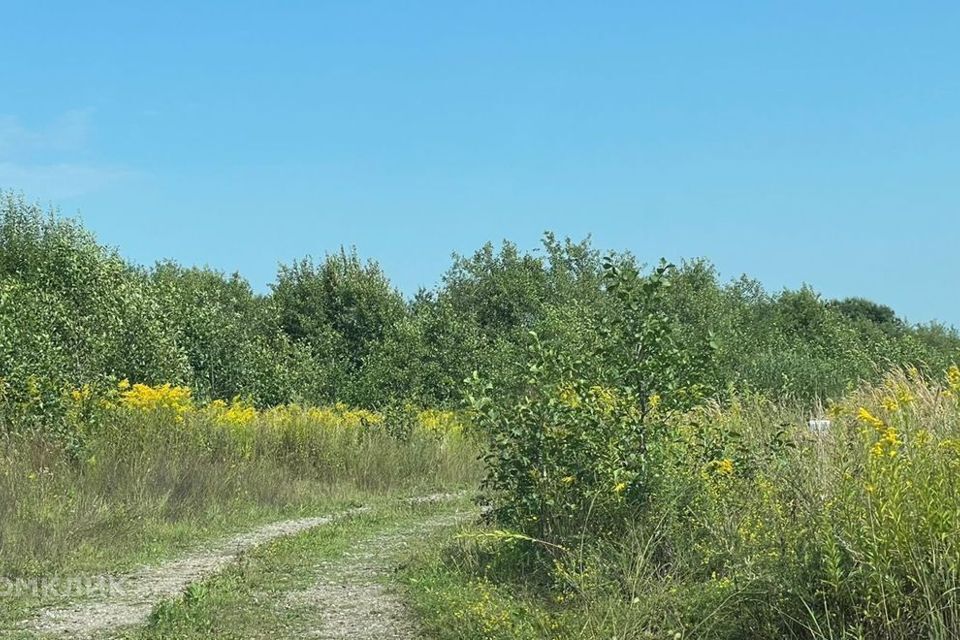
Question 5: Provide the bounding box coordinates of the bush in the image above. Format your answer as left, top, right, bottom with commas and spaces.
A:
468, 259, 713, 550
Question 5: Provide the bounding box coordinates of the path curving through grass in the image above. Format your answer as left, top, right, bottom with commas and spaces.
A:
14, 493, 474, 639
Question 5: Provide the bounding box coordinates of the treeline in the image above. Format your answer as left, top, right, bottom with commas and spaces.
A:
1, 193, 957, 434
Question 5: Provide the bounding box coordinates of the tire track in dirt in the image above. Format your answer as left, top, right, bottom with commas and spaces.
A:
20, 494, 463, 639
282, 510, 476, 639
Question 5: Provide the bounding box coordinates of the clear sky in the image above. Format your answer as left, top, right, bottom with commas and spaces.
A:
2, 2, 958, 325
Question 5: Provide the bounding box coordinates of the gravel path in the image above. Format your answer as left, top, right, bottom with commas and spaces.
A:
24, 511, 364, 639
284, 511, 473, 639
20, 493, 464, 639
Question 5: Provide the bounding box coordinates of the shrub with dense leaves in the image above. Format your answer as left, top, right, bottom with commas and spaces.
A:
468, 259, 714, 549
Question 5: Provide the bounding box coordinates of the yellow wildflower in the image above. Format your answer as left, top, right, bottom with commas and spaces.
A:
880, 396, 899, 413
120, 383, 193, 418
826, 402, 846, 419
895, 385, 915, 407
648, 394, 662, 411
417, 408, 462, 435
857, 407, 885, 431
715, 458, 734, 476
69, 384, 93, 404
947, 365, 960, 395
589, 386, 618, 413
25, 376, 41, 399
209, 396, 257, 427
870, 426, 902, 459
558, 385, 581, 409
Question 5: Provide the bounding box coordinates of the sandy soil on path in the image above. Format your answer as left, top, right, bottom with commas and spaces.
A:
23, 511, 363, 639
283, 511, 474, 640
20, 493, 465, 639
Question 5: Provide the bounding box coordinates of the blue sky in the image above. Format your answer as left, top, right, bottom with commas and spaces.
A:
2, 1, 958, 324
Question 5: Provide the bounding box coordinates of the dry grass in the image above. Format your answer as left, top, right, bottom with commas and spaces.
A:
406, 369, 960, 639
0, 392, 481, 578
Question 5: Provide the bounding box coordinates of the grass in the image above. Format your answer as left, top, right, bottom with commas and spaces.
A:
407, 369, 960, 639
117, 496, 474, 639
0, 390, 482, 635
1, 395, 480, 575
6, 369, 960, 639
403, 535, 567, 640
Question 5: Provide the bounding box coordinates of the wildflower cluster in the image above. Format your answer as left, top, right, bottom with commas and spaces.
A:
858, 407, 902, 459
118, 380, 193, 419
714, 457, 735, 476
206, 397, 258, 427
417, 408, 464, 436
880, 384, 915, 412
259, 403, 385, 431
557, 384, 623, 416
63, 381, 467, 445
947, 365, 960, 397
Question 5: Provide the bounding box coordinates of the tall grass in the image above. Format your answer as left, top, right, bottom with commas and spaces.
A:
412, 369, 960, 639
0, 384, 481, 577
558, 370, 959, 638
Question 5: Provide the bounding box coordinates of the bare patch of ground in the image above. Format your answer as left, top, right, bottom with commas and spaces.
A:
18, 493, 470, 639
22, 510, 366, 638
284, 511, 473, 640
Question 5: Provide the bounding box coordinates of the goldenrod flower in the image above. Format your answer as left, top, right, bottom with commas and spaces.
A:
208, 396, 258, 427
948, 366, 960, 395
715, 458, 734, 476
870, 426, 902, 459
590, 385, 618, 414
857, 407, 885, 431
881, 396, 899, 413
120, 382, 193, 416
558, 385, 581, 409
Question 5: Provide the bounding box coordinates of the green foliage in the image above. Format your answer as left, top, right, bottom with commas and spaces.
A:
0, 195, 188, 443
422, 373, 960, 639
367, 293, 484, 405
467, 260, 716, 549
0, 197, 188, 387
272, 250, 404, 370
150, 262, 319, 405
829, 296, 903, 330
468, 339, 647, 547
602, 257, 717, 413
2, 192, 959, 446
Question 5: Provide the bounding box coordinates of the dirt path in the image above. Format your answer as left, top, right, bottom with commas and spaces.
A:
21, 494, 464, 639
283, 511, 472, 639
23, 511, 361, 639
